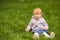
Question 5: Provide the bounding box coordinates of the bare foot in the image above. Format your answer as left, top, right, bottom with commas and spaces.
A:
33, 33, 39, 39
49, 32, 55, 38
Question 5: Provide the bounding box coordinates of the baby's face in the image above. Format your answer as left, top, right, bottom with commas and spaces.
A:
33, 8, 42, 20
34, 12, 41, 20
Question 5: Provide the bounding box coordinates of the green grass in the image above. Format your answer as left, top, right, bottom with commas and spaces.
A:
0, 0, 60, 40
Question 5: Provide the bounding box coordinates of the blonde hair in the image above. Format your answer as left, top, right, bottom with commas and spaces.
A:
33, 8, 42, 15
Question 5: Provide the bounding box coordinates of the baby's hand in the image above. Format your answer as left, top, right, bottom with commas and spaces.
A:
25, 28, 30, 32
43, 27, 48, 30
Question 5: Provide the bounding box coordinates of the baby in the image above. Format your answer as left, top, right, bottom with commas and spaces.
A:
25, 8, 55, 39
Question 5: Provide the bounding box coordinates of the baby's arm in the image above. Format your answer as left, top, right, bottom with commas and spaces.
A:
25, 19, 33, 32
41, 18, 48, 30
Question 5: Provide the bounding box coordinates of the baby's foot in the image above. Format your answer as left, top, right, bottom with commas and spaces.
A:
49, 32, 55, 38
33, 33, 39, 39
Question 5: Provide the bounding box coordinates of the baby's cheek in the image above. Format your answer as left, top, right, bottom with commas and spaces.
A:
39, 15, 41, 17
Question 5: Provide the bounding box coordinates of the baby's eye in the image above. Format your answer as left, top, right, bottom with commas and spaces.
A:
34, 12, 40, 15
34, 13, 37, 15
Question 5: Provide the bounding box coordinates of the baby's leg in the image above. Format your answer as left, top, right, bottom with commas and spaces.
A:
33, 32, 39, 39
42, 32, 49, 38
42, 32, 55, 38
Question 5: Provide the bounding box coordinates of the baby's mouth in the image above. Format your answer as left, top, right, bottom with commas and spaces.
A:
36, 17, 39, 20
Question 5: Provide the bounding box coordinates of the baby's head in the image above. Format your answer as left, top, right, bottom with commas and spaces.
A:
33, 8, 42, 20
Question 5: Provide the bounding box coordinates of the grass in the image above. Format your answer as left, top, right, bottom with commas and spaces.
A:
0, 0, 60, 40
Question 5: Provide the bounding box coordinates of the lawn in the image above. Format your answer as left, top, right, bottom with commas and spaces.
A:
0, 0, 60, 40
